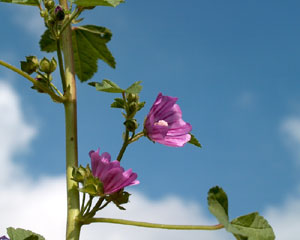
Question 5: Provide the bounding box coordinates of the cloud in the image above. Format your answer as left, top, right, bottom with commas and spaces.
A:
0, 81, 36, 184
281, 116, 300, 164
264, 187, 300, 240
0, 81, 229, 240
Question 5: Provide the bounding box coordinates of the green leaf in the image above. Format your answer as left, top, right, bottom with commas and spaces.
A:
91, 79, 124, 93
72, 0, 124, 7
207, 186, 229, 227
39, 30, 57, 53
0, 0, 40, 6
72, 25, 116, 82
188, 133, 202, 148
230, 212, 275, 240
111, 98, 125, 109
7, 228, 45, 240
125, 81, 143, 94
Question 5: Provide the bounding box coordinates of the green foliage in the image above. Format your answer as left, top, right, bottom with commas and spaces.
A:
188, 133, 202, 148
7, 228, 45, 240
207, 186, 229, 227
107, 190, 130, 210
231, 213, 275, 240
39, 25, 115, 82
0, 0, 39, 6
90, 80, 143, 94
207, 186, 275, 240
126, 81, 143, 94
39, 30, 57, 53
90, 79, 123, 93
111, 98, 125, 109
20, 56, 39, 75
72, 0, 124, 7
72, 25, 116, 82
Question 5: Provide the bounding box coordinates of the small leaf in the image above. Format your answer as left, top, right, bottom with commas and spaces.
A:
207, 186, 229, 227
137, 101, 145, 111
91, 79, 124, 93
111, 98, 125, 109
188, 133, 202, 148
230, 212, 275, 240
72, 0, 124, 7
39, 30, 57, 53
125, 81, 143, 94
0, 0, 40, 6
7, 228, 45, 240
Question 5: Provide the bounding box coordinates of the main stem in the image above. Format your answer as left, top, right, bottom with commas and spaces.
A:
59, 0, 81, 239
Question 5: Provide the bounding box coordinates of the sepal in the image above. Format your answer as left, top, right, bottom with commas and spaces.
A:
106, 190, 130, 210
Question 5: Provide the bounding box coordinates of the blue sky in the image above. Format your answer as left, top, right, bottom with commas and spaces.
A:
0, 1, 300, 239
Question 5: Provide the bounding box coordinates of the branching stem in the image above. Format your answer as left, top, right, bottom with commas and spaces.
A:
83, 218, 224, 231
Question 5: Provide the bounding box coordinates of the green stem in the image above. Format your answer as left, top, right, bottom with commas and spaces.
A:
84, 197, 105, 219
116, 129, 129, 161
56, 39, 67, 92
60, 7, 83, 35
129, 131, 144, 144
0, 60, 64, 103
83, 218, 224, 231
59, 0, 81, 238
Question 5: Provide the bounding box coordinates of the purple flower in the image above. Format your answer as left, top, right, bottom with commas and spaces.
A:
144, 93, 192, 147
89, 149, 139, 194
0, 236, 9, 240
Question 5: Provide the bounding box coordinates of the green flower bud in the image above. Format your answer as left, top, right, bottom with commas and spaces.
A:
127, 102, 138, 119
124, 119, 138, 132
45, 0, 55, 10
49, 57, 57, 73
39, 57, 51, 73
127, 93, 139, 103
40, 10, 48, 18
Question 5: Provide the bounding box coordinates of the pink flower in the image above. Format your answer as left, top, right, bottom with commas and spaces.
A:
144, 93, 192, 147
89, 149, 139, 195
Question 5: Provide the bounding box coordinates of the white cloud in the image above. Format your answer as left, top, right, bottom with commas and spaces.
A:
0, 81, 229, 240
264, 187, 300, 240
281, 117, 300, 164
0, 81, 36, 184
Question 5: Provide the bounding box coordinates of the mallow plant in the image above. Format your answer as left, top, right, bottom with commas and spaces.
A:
0, 0, 275, 240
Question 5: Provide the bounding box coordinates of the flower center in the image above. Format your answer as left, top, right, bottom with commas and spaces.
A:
154, 120, 168, 127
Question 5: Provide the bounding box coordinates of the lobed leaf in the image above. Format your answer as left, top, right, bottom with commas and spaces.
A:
72, 25, 116, 82
39, 30, 57, 53
7, 228, 45, 240
72, 0, 124, 7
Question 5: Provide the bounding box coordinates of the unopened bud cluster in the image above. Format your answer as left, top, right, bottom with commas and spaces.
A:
124, 93, 145, 132
40, 0, 65, 31
20, 56, 57, 93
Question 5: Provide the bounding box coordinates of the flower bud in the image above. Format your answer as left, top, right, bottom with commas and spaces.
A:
39, 57, 51, 73
127, 93, 139, 103
124, 119, 138, 132
54, 5, 65, 21
40, 9, 48, 18
50, 57, 57, 73
45, 0, 55, 10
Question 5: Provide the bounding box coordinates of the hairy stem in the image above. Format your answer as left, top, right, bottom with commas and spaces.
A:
83, 218, 224, 231
59, 0, 81, 238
